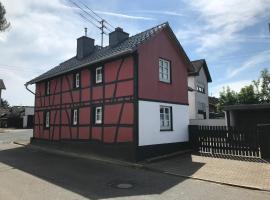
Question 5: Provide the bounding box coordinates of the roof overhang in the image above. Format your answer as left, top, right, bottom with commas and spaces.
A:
224, 104, 270, 111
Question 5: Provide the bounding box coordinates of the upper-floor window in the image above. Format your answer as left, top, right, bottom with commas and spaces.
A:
74, 72, 80, 88
95, 106, 102, 124
160, 106, 172, 131
159, 58, 171, 83
72, 109, 78, 125
44, 111, 50, 128
197, 84, 205, 94
95, 67, 103, 84
45, 81, 50, 95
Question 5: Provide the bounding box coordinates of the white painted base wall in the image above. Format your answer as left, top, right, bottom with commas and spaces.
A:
138, 100, 189, 146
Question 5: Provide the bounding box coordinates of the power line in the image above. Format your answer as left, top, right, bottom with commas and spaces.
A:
66, 0, 115, 47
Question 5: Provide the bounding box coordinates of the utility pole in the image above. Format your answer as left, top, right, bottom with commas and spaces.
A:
101, 19, 105, 47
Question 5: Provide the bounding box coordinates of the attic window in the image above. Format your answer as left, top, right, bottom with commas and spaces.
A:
197, 84, 205, 94
45, 81, 50, 95
159, 58, 171, 83
74, 72, 80, 88
96, 67, 103, 84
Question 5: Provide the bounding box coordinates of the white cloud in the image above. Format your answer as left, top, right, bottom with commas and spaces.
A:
182, 0, 270, 53
95, 11, 155, 20
227, 49, 270, 78
210, 79, 253, 97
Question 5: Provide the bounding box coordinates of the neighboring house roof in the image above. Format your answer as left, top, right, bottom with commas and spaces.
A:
189, 59, 212, 82
209, 96, 219, 105
224, 104, 270, 111
27, 22, 193, 85
0, 79, 6, 90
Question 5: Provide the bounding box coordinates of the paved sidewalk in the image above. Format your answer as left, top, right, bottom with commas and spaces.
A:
145, 154, 270, 191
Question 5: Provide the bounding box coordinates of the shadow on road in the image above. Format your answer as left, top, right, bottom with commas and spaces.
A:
0, 146, 204, 199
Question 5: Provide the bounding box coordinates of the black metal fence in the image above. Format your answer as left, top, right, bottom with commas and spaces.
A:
189, 125, 267, 158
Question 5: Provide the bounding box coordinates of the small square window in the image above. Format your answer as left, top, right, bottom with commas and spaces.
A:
95, 106, 102, 124
72, 109, 78, 125
74, 73, 80, 88
44, 111, 50, 128
96, 67, 103, 84
160, 106, 172, 131
159, 58, 171, 83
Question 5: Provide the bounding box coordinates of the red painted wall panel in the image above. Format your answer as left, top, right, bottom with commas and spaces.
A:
117, 127, 133, 142
92, 86, 103, 100
79, 127, 90, 139
138, 30, 188, 104
120, 103, 134, 124
81, 88, 90, 102
104, 104, 121, 124
79, 107, 90, 125
103, 127, 116, 143
81, 69, 91, 88
116, 81, 133, 97
92, 127, 102, 140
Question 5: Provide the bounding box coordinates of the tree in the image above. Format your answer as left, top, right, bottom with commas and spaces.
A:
238, 85, 258, 104
1, 98, 9, 108
253, 68, 270, 103
0, 1, 10, 32
218, 86, 238, 110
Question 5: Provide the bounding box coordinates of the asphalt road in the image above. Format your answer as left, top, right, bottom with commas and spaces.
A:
0, 141, 269, 199
0, 129, 32, 143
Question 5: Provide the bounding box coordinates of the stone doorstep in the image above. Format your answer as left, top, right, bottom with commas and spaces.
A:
12, 141, 270, 193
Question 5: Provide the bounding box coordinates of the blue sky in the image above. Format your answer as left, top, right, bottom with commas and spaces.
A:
0, 0, 270, 106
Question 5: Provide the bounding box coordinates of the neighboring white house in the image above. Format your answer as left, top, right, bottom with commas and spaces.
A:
188, 59, 212, 120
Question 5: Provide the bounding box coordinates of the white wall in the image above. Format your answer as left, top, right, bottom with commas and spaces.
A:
188, 68, 210, 119
189, 119, 226, 126
138, 100, 189, 146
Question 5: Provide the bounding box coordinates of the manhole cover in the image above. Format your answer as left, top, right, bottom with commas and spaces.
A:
116, 183, 133, 189
108, 180, 135, 189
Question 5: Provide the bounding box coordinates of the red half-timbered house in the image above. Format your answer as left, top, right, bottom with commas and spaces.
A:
26, 22, 194, 161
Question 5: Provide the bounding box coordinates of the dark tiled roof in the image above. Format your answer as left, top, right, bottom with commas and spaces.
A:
28, 22, 193, 84
29, 22, 192, 84
0, 79, 6, 89
189, 59, 212, 82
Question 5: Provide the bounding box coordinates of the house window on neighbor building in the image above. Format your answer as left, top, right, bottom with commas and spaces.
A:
95, 67, 103, 84
197, 84, 205, 94
197, 102, 206, 119
44, 111, 50, 128
45, 81, 50, 95
159, 58, 171, 83
74, 72, 80, 88
72, 109, 78, 125
95, 106, 103, 124
160, 106, 172, 131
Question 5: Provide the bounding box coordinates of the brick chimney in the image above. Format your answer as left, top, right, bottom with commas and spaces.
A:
109, 27, 129, 46
77, 36, 95, 59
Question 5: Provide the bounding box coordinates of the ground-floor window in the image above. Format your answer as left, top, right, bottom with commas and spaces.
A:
160, 105, 172, 131
44, 111, 50, 128
72, 109, 78, 125
94, 106, 103, 124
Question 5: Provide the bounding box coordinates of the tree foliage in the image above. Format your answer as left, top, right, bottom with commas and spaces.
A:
218, 68, 270, 109
1, 98, 9, 108
0, 1, 10, 32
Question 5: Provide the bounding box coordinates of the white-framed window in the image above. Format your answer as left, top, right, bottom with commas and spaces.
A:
73, 109, 78, 125
197, 84, 205, 94
75, 73, 80, 88
160, 106, 172, 130
95, 106, 102, 124
46, 81, 50, 95
159, 58, 171, 83
96, 67, 103, 84
45, 111, 50, 128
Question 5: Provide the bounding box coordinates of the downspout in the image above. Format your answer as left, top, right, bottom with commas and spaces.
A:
24, 83, 35, 95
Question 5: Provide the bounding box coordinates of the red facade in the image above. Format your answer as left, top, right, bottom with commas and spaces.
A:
138, 30, 188, 104
34, 56, 135, 144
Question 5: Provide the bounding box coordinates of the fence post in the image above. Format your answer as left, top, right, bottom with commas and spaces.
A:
258, 125, 270, 159
189, 125, 199, 151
